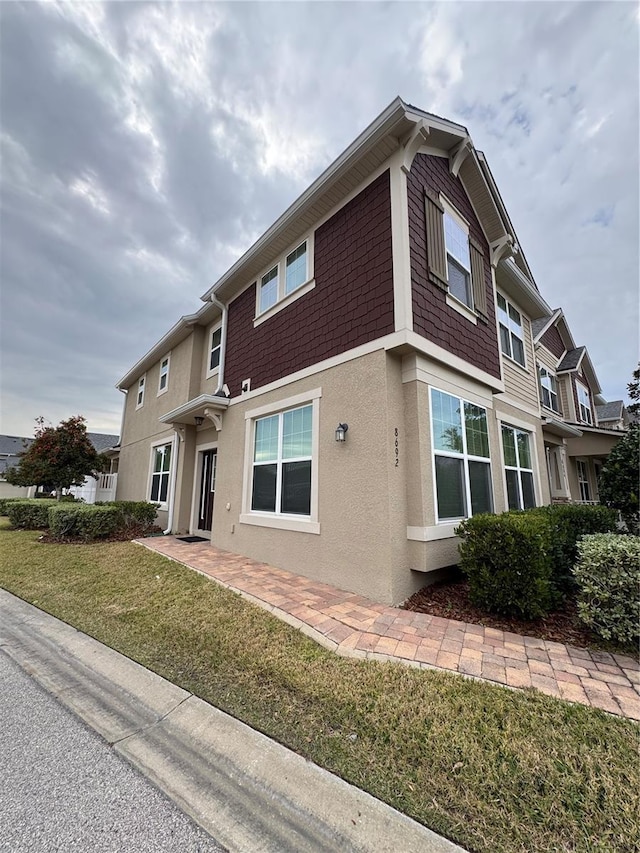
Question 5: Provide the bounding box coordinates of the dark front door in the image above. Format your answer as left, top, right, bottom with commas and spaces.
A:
198, 449, 217, 531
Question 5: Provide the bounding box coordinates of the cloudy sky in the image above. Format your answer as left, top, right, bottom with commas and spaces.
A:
1, 1, 638, 438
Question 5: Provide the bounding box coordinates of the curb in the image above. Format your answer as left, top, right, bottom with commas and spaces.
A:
0, 589, 465, 853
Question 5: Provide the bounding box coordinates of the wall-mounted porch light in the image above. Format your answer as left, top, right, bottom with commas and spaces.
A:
335, 423, 349, 442
194, 416, 204, 426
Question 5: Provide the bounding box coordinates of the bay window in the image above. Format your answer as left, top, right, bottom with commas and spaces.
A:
501, 425, 536, 510
430, 388, 493, 522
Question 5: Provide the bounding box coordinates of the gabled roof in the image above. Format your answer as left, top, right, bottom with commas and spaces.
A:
201, 96, 541, 305
0, 435, 31, 457
532, 308, 576, 351
596, 401, 624, 422
557, 346, 586, 372
0, 432, 119, 462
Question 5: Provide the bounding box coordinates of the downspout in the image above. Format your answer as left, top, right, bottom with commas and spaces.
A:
209, 294, 228, 395
163, 429, 180, 535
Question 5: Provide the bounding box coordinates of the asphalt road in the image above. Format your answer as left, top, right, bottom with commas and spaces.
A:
0, 649, 224, 853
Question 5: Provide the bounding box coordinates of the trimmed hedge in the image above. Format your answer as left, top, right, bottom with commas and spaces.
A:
6, 499, 58, 529
457, 512, 554, 619
47, 500, 158, 541
0, 497, 23, 516
527, 504, 617, 595
573, 534, 640, 645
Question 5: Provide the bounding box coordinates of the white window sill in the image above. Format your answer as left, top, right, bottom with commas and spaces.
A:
239, 512, 320, 534
152, 502, 168, 512
157, 387, 168, 398
541, 403, 561, 417
254, 278, 316, 328
445, 293, 477, 324
206, 366, 220, 381
406, 523, 460, 541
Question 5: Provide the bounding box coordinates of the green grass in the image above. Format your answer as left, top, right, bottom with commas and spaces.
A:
1, 522, 638, 853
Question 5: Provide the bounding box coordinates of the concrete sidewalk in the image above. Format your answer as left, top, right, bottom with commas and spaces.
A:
138, 537, 640, 721
0, 589, 464, 853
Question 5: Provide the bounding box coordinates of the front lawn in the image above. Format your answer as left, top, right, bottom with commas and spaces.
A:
0, 523, 637, 853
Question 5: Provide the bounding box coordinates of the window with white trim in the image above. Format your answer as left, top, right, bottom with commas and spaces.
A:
430, 388, 493, 521
539, 365, 559, 412
208, 326, 222, 375
501, 425, 536, 510
256, 238, 311, 317
158, 356, 170, 395
149, 443, 172, 507
444, 209, 472, 308
251, 404, 312, 516
497, 294, 525, 367
577, 459, 591, 502
577, 382, 592, 424
136, 374, 145, 409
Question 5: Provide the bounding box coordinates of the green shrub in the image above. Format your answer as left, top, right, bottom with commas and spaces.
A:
528, 504, 618, 596
48, 504, 122, 541
0, 497, 23, 516
573, 533, 640, 644
457, 513, 554, 619
108, 501, 158, 530
6, 499, 58, 529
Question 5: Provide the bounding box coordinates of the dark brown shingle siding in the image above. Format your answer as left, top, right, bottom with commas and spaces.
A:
540, 324, 565, 359
224, 171, 394, 396
407, 154, 500, 379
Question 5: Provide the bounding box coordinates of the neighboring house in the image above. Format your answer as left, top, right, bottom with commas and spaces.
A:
114, 97, 624, 605
0, 432, 120, 503
532, 309, 628, 505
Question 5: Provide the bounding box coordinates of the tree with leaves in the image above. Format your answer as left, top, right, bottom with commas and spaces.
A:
5, 416, 103, 500
597, 366, 640, 534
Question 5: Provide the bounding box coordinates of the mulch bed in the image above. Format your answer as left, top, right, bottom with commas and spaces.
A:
404, 578, 637, 656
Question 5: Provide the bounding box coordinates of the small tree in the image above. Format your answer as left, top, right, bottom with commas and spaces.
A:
598, 367, 640, 534
5, 416, 101, 500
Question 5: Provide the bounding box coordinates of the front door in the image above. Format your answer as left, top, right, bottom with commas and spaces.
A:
198, 449, 217, 531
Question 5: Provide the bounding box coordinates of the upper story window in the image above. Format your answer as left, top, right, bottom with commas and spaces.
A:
430, 388, 493, 522
158, 355, 170, 395
539, 365, 559, 413
136, 374, 146, 409
257, 238, 312, 318
207, 326, 222, 377
497, 294, 525, 367
444, 211, 472, 308
424, 191, 487, 320
577, 382, 592, 424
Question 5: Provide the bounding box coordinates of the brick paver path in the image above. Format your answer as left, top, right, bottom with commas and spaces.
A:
137, 537, 640, 721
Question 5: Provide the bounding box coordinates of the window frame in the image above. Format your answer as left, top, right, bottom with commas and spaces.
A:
254, 234, 315, 325
576, 381, 592, 425
576, 459, 591, 502
147, 439, 173, 510
429, 387, 494, 524
157, 354, 170, 396
206, 324, 222, 379
441, 198, 473, 311
240, 389, 321, 534
538, 364, 559, 413
497, 292, 526, 368
500, 424, 537, 511
136, 374, 146, 410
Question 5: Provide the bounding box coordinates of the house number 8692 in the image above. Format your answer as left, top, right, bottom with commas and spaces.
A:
394, 427, 399, 467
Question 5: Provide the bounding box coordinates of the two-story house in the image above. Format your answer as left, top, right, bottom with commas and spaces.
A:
114, 97, 614, 605
532, 309, 628, 506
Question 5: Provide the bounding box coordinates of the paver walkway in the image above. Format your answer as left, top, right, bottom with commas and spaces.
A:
137, 537, 640, 721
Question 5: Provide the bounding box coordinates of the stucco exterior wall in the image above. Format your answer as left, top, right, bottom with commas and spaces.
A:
211, 349, 404, 604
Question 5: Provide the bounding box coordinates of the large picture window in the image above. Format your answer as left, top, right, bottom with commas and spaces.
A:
430, 389, 493, 522
150, 443, 172, 507
251, 404, 312, 516
501, 425, 536, 510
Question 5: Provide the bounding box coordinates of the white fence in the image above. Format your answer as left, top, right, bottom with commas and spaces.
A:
69, 474, 117, 504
